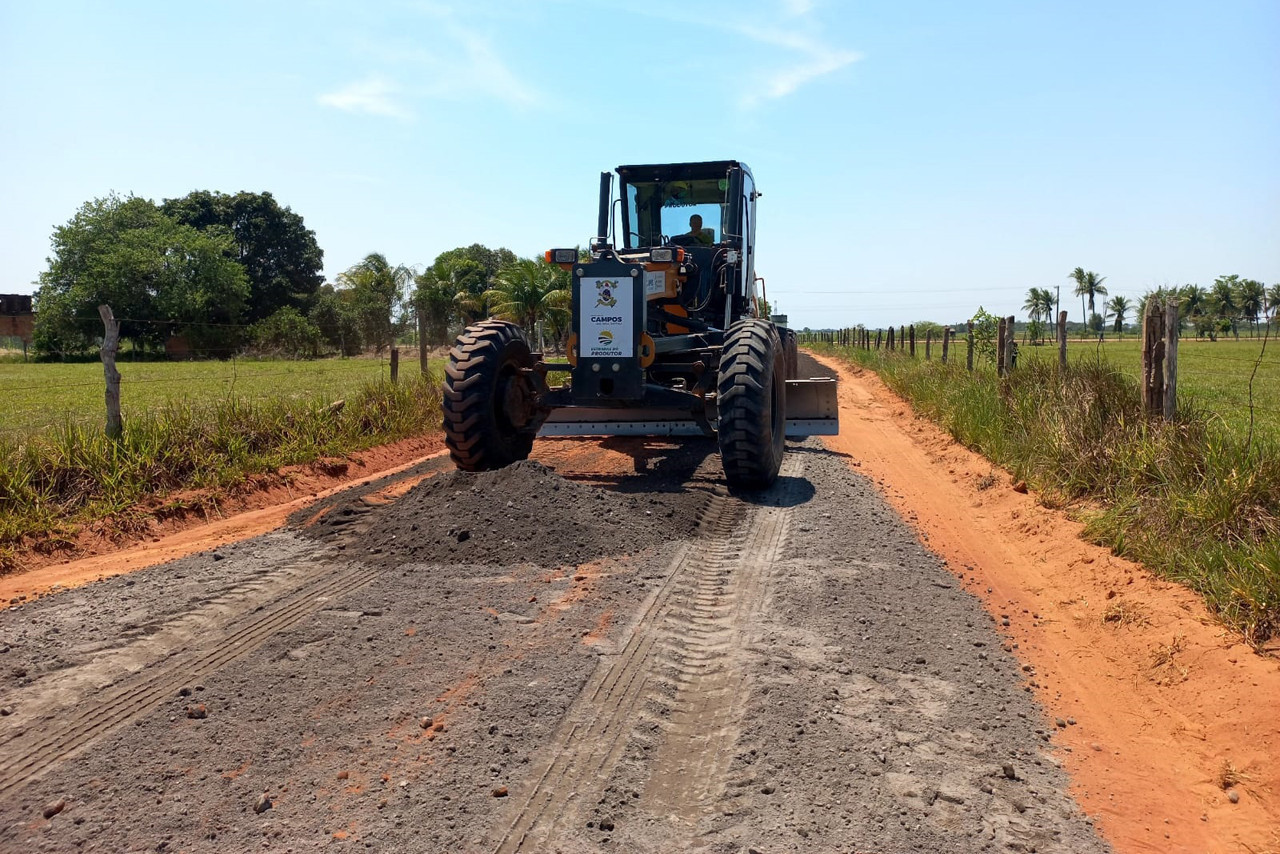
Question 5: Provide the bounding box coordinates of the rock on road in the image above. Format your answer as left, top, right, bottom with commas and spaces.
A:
0, 435, 1108, 853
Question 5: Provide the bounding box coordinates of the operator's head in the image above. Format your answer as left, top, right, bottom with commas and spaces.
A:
690, 214, 703, 231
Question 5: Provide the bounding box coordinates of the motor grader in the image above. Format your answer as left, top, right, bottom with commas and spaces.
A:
442, 160, 838, 489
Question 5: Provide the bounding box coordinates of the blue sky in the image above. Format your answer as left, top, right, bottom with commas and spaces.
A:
2, 0, 1277, 329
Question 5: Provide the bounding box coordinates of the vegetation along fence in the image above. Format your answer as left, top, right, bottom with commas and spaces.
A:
800, 304, 1279, 646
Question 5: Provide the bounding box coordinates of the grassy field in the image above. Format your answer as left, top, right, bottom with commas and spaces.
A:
0, 355, 443, 566
0, 356, 423, 436
1019, 336, 1279, 439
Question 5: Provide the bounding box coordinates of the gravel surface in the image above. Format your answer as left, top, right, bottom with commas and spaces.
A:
307, 459, 713, 568
0, 437, 1109, 853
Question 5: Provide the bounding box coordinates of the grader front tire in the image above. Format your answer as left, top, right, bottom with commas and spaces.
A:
442, 321, 538, 471
717, 320, 786, 490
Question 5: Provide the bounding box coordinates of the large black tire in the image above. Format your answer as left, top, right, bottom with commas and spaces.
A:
717, 319, 786, 489
780, 327, 799, 380
443, 320, 538, 471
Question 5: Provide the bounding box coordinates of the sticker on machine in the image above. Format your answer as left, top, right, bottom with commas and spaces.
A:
644, 270, 666, 297
580, 277, 633, 358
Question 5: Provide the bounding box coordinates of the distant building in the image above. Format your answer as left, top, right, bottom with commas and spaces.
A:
0, 294, 34, 343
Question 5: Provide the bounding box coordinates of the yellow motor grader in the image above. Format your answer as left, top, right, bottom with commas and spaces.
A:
442, 160, 838, 489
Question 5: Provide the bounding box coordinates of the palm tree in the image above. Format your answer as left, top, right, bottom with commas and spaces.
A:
484, 258, 571, 343
1175, 284, 1206, 337
1070, 268, 1108, 334
1105, 295, 1132, 337
1237, 278, 1265, 337
338, 253, 412, 354
1069, 267, 1087, 331
413, 258, 480, 346
1267, 283, 1280, 328
1021, 287, 1056, 343
1037, 288, 1058, 327
1211, 275, 1241, 338
1022, 288, 1044, 342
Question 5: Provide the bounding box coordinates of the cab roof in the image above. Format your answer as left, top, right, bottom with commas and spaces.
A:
616, 160, 753, 183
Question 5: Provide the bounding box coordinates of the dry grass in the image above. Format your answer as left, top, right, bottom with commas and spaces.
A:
1102, 598, 1151, 628
1148, 634, 1189, 685
1213, 759, 1252, 791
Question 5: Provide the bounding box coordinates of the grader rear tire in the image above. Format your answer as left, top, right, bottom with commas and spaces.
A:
717, 320, 786, 490
443, 320, 538, 471
780, 327, 799, 379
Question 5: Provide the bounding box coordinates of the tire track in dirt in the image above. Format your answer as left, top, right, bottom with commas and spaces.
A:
490, 456, 803, 852
640, 475, 791, 818
0, 553, 380, 798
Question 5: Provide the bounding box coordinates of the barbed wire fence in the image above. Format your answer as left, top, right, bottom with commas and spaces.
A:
797, 310, 1280, 429
0, 306, 442, 439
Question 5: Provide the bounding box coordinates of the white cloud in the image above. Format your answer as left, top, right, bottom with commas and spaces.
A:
440, 21, 542, 109
328, 5, 544, 117
603, 0, 858, 109
735, 24, 861, 108
317, 75, 413, 120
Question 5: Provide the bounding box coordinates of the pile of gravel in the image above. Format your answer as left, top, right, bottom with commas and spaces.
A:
311, 460, 709, 567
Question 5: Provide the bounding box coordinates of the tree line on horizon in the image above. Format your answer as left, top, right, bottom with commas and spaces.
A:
29, 193, 1278, 360
1021, 268, 1279, 343
27, 193, 572, 360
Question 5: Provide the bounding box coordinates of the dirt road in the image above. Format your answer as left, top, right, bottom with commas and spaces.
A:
0, 420, 1110, 851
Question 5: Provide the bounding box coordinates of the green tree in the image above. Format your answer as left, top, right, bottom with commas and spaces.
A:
1022, 287, 1055, 342
1105, 295, 1132, 336
1070, 268, 1108, 332
248, 307, 324, 358
432, 244, 518, 287
161, 190, 324, 323
309, 284, 363, 356
1173, 284, 1207, 337
969, 306, 1000, 364
33, 194, 249, 356
1237, 278, 1265, 337
1210, 275, 1242, 338
339, 253, 412, 354
484, 257, 571, 337
426, 244, 518, 324
413, 257, 486, 344
1267, 283, 1280, 328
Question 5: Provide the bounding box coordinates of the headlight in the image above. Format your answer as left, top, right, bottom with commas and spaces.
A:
544, 248, 577, 264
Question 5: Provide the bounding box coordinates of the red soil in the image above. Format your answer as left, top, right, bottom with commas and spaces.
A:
813, 352, 1280, 854
0, 435, 445, 602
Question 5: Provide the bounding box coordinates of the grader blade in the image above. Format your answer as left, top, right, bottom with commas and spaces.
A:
784, 377, 839, 437
538, 407, 708, 437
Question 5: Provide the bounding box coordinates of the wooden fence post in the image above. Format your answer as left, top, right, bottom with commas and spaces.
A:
942, 327, 950, 364
966, 321, 974, 372
1141, 297, 1166, 416
98, 304, 123, 440
925, 330, 932, 361
875, 329, 882, 350
888, 326, 895, 351
996, 317, 1007, 377
390, 347, 400, 384
1005, 316, 1016, 373
1057, 310, 1068, 369
1164, 299, 1179, 419
909, 325, 916, 358
417, 311, 429, 376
